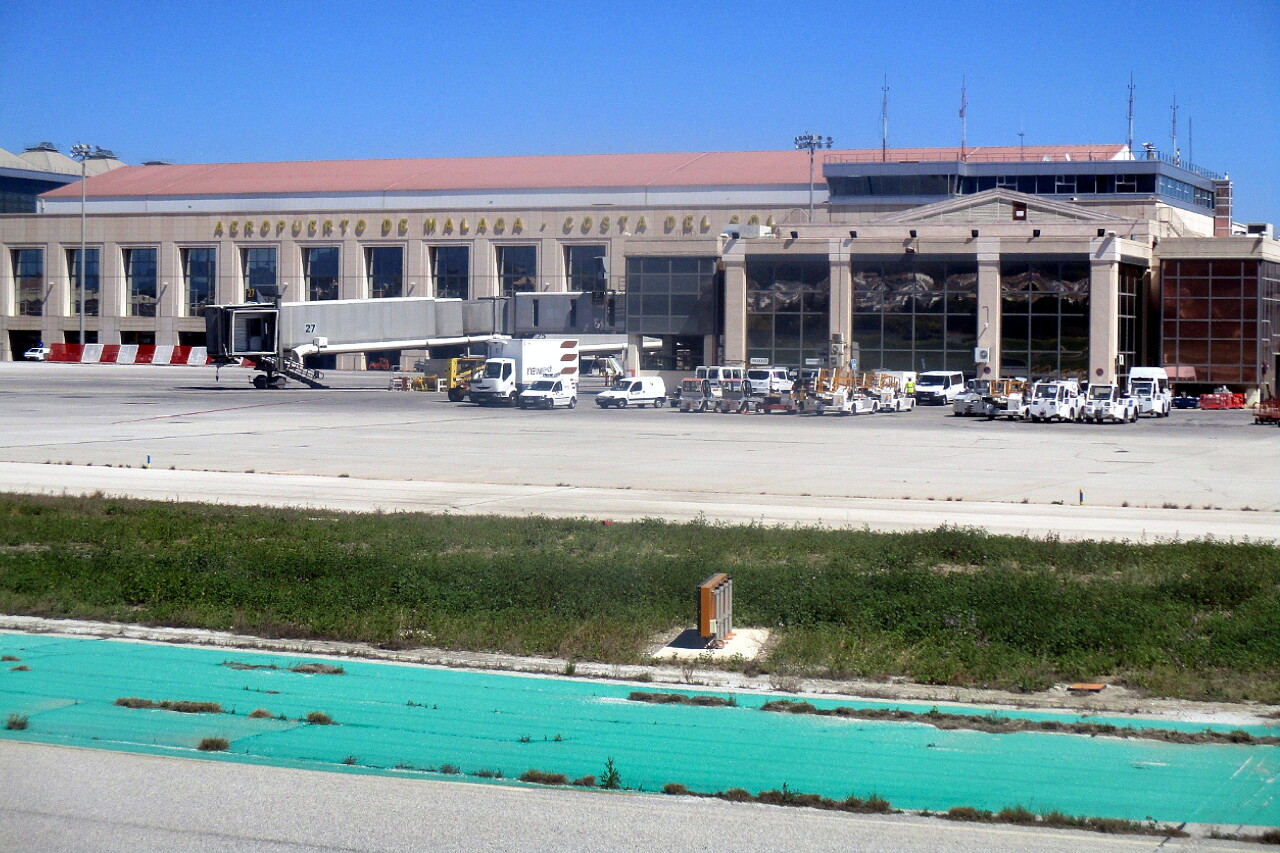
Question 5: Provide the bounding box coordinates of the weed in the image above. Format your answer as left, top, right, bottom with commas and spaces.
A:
304, 711, 335, 725
342, 755, 359, 765
247, 708, 274, 719
472, 768, 503, 779
599, 757, 622, 790
0, 655, 19, 662
663, 783, 689, 795
290, 663, 344, 675
518, 735, 532, 743
10, 665, 29, 672
519, 769, 567, 785
115, 698, 223, 714
197, 737, 229, 751
439, 764, 461, 775
572, 775, 595, 787
6, 714, 29, 731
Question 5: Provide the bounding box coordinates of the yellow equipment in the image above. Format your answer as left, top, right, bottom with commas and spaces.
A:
445, 356, 487, 402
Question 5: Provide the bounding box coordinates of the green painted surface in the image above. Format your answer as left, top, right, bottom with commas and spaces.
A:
0, 632, 1276, 826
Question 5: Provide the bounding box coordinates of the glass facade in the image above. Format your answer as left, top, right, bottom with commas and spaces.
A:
566, 245, 607, 292
12, 248, 44, 316
1117, 263, 1142, 382
432, 246, 469, 299
1000, 258, 1090, 378
624, 256, 717, 336
498, 245, 537, 296
746, 256, 831, 367
67, 248, 100, 317
304, 246, 340, 301
182, 248, 216, 316
241, 247, 277, 298
366, 247, 403, 299
852, 255, 977, 372
1161, 259, 1267, 386
124, 247, 158, 317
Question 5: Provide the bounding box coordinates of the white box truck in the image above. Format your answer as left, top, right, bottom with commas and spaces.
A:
1127, 367, 1172, 417
467, 338, 580, 405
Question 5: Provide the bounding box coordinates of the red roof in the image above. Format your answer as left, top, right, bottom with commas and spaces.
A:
42, 145, 1128, 199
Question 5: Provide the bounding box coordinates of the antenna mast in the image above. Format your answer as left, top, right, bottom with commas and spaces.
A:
1171, 94, 1179, 164
881, 76, 889, 162
959, 78, 968, 161
1126, 73, 1135, 157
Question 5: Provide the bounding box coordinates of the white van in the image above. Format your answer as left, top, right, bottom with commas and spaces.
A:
596, 376, 667, 408
745, 366, 792, 396
517, 378, 577, 409
913, 370, 965, 405
1126, 367, 1172, 417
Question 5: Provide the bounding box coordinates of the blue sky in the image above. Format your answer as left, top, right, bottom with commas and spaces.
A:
3, 0, 1277, 222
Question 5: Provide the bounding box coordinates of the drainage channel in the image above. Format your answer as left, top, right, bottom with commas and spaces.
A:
0, 632, 1275, 827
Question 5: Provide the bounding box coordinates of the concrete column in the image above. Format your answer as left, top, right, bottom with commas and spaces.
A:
624, 335, 643, 376
722, 254, 747, 364
828, 240, 851, 364
1089, 238, 1121, 384
976, 240, 1002, 378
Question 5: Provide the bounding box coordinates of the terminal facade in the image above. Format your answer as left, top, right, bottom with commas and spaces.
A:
1, 143, 1277, 395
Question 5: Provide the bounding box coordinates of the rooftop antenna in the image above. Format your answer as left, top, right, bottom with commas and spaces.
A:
1018, 122, 1025, 160
881, 75, 889, 162
959, 77, 968, 161
1126, 72, 1135, 157
1171, 93, 1179, 164
1188, 115, 1193, 165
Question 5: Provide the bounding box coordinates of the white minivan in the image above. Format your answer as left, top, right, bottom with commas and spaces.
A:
517, 379, 577, 409
596, 376, 667, 408
913, 370, 965, 405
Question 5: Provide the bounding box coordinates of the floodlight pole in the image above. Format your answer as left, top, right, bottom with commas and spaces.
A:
794, 134, 833, 222
70, 143, 93, 347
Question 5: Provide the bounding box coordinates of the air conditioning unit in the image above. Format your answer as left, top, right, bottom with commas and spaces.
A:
974, 347, 992, 363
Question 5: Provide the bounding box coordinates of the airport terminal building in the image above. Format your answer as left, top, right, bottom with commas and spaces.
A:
1, 143, 1277, 394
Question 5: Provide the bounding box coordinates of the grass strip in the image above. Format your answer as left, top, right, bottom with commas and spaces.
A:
627, 691, 737, 707
2, 493, 1279, 702
114, 697, 223, 714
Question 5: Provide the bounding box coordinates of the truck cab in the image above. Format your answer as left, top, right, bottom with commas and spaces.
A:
468, 358, 519, 404
1127, 367, 1172, 417
518, 378, 577, 409
1083, 384, 1138, 423
1029, 380, 1083, 422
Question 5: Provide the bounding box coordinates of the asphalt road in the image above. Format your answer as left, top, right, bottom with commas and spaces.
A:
0, 362, 1276, 542
0, 741, 1259, 853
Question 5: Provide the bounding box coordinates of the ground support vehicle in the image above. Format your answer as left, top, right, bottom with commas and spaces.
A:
445, 356, 487, 402
814, 388, 880, 415
983, 380, 1029, 420
952, 379, 991, 416
744, 366, 792, 397
678, 366, 747, 412
1255, 400, 1280, 426
1028, 380, 1083, 422
596, 376, 667, 408
1127, 367, 1172, 417
858, 372, 915, 412
468, 338, 579, 405
518, 378, 577, 409
1082, 384, 1138, 423
736, 392, 799, 414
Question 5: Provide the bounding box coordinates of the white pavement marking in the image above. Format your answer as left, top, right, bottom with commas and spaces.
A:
3, 461, 1276, 543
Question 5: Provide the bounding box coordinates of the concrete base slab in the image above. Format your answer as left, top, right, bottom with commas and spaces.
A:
652, 627, 771, 661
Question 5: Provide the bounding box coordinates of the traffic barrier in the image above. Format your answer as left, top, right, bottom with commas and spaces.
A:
49, 343, 212, 365
1198, 393, 1245, 410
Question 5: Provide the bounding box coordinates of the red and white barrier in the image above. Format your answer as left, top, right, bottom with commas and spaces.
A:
48, 344, 212, 365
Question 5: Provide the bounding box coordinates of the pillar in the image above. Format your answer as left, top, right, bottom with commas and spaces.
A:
976, 241, 1002, 377
1089, 237, 1121, 384
722, 254, 747, 365
828, 241, 852, 365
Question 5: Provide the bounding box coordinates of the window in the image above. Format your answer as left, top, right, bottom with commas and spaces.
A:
304, 247, 340, 301
1162, 258, 1267, 386
497, 245, 537, 296
182, 248, 216, 316
432, 246, 469, 299
12, 249, 44, 316
624, 256, 718, 336
124, 247, 158, 317
366, 247, 404, 299
852, 256, 978, 372
1000, 259, 1090, 378
66, 248, 100, 317
746, 257, 832, 367
241, 247, 277, 299
566, 245, 607, 292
